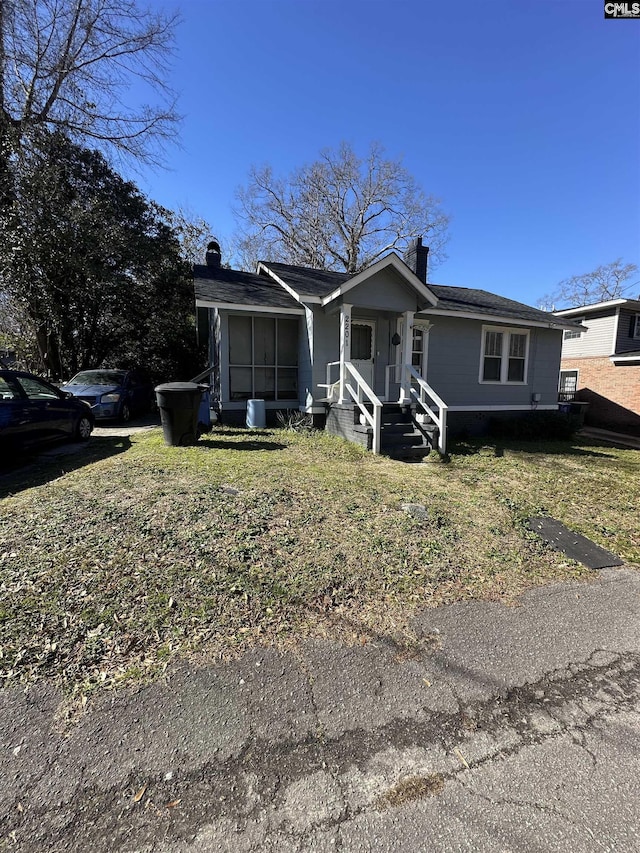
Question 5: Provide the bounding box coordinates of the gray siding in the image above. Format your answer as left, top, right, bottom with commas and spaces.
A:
346, 268, 422, 313
424, 317, 562, 407
615, 308, 640, 353
310, 307, 339, 399
561, 310, 616, 357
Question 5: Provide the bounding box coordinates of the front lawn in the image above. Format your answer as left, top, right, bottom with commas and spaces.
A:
1, 427, 638, 698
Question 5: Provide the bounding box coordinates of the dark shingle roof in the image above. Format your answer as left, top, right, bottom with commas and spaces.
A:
194, 260, 568, 327
429, 284, 566, 325
261, 262, 350, 298
265, 263, 564, 325
193, 265, 302, 311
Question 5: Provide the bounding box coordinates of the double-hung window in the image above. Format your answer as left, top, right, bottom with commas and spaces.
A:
229, 315, 299, 401
632, 314, 640, 340
480, 326, 529, 384
563, 319, 584, 341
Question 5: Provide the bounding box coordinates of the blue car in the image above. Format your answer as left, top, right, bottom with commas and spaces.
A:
0, 369, 94, 451
61, 369, 154, 422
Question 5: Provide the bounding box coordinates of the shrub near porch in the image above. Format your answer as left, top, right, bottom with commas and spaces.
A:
0, 428, 637, 697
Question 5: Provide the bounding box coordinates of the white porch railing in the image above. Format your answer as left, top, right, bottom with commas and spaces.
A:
385, 363, 448, 455
344, 362, 383, 454
320, 360, 383, 454
319, 361, 341, 402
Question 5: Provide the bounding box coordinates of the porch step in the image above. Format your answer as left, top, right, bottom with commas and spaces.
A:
385, 445, 434, 462
380, 403, 438, 459
381, 429, 425, 447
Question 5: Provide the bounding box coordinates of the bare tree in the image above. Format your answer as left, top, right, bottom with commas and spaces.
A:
161, 205, 216, 266
538, 259, 640, 311
234, 142, 449, 274
0, 0, 179, 162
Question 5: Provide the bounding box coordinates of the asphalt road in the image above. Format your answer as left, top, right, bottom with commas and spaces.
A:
1, 566, 639, 852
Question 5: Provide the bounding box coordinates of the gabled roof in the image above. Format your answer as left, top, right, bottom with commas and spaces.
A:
193, 264, 303, 313
256, 262, 350, 301
192, 256, 572, 329
258, 254, 438, 307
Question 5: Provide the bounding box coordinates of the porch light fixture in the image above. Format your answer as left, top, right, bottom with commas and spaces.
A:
391, 332, 401, 346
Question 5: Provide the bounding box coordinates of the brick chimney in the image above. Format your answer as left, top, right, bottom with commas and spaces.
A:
205, 239, 221, 267
403, 237, 429, 283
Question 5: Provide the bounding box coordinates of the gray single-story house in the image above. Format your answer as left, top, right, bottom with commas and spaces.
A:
194, 239, 576, 456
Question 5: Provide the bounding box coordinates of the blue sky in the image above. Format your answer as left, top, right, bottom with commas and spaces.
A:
137, 0, 640, 307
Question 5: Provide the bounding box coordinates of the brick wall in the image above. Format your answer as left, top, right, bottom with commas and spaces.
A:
325, 404, 372, 449
560, 356, 640, 433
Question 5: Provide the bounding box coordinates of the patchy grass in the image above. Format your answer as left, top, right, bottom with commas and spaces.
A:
1, 428, 638, 696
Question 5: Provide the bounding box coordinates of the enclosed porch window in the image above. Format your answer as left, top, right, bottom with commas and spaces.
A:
229, 315, 299, 401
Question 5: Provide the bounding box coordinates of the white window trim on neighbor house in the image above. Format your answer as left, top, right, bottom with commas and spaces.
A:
632, 313, 640, 340
563, 318, 585, 341
559, 369, 579, 399
479, 325, 530, 385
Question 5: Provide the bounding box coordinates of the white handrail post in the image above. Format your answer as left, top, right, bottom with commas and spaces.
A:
339, 304, 352, 404
344, 361, 383, 454
399, 311, 414, 404
373, 404, 381, 454
439, 408, 448, 455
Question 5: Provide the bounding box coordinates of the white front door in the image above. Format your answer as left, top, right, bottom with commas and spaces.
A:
351, 320, 375, 388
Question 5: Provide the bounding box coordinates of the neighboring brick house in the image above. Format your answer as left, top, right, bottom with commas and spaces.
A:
554, 298, 640, 434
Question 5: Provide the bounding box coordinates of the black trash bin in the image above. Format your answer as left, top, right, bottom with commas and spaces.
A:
155, 382, 206, 446
569, 401, 590, 427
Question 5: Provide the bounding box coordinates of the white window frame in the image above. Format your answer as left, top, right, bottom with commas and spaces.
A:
563, 318, 584, 341
395, 319, 432, 378
479, 325, 530, 385
558, 369, 578, 397
632, 314, 640, 340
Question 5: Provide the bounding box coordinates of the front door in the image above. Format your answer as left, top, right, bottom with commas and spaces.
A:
351, 320, 375, 388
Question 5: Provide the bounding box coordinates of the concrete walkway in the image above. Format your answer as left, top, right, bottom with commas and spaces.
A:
91, 412, 161, 438
1, 566, 639, 852
579, 426, 640, 450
